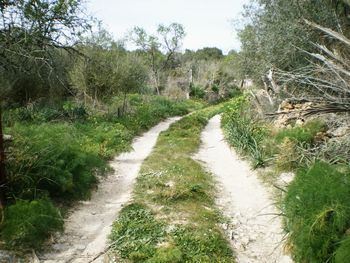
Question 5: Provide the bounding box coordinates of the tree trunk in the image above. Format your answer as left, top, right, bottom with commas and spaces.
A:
0, 106, 6, 209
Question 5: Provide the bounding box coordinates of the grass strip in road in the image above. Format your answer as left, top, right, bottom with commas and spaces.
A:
110, 106, 234, 262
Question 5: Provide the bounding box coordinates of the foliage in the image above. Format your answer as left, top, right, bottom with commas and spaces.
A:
6, 123, 101, 200
130, 23, 186, 94
0, 0, 91, 104
189, 84, 206, 99
1, 198, 63, 248
283, 162, 350, 263
237, 0, 350, 83
183, 47, 224, 61
4, 101, 87, 124
110, 105, 233, 262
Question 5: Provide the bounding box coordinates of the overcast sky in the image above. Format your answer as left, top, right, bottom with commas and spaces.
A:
87, 0, 250, 53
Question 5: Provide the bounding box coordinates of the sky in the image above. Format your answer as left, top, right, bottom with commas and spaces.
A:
87, 0, 250, 54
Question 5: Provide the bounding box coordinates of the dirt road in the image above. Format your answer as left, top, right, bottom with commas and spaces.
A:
39, 117, 180, 263
194, 115, 293, 263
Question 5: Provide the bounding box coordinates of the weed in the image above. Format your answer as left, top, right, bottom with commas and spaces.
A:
110, 203, 165, 260
335, 236, 350, 263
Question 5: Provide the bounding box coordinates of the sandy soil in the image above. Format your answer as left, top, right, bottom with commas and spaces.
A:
194, 115, 293, 263
38, 117, 180, 263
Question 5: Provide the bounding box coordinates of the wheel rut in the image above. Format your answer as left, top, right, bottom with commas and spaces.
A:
194, 115, 293, 263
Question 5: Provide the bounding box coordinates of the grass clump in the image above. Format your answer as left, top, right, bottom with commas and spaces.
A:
7, 123, 106, 200
1, 198, 63, 248
283, 161, 350, 262
221, 95, 268, 168
110, 106, 234, 262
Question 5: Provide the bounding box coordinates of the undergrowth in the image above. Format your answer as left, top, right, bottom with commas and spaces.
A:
110, 106, 234, 262
1, 94, 204, 249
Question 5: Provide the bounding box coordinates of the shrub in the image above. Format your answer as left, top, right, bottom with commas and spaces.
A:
189, 85, 206, 99
6, 123, 104, 200
2, 198, 63, 248
283, 161, 350, 262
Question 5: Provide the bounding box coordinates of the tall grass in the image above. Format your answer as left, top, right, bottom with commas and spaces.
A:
283, 162, 350, 263
221, 95, 268, 168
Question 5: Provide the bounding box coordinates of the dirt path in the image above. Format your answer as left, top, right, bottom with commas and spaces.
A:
194, 115, 293, 263
39, 117, 180, 263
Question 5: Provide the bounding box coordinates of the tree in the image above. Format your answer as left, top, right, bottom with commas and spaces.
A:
130, 23, 185, 94
237, 0, 349, 83
69, 28, 148, 111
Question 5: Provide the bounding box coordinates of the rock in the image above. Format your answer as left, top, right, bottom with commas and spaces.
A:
329, 126, 350, 137
295, 119, 305, 126
75, 244, 86, 251
280, 100, 294, 110
241, 236, 250, 246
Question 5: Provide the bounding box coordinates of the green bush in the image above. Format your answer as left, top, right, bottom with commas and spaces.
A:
189, 85, 206, 99
2, 198, 63, 248
283, 161, 350, 262
4, 101, 87, 124
6, 123, 105, 200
